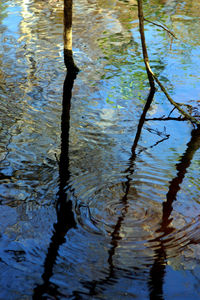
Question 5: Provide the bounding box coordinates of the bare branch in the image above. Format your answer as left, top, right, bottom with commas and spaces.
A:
137, 0, 155, 89
148, 64, 200, 126
137, 0, 200, 127
144, 18, 177, 39
168, 107, 176, 117
145, 117, 187, 121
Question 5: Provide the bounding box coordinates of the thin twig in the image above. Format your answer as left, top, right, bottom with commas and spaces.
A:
145, 117, 187, 121
144, 18, 177, 39
138, 135, 170, 155
168, 107, 176, 117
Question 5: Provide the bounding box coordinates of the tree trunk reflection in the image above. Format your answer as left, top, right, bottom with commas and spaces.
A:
33, 67, 78, 300
148, 127, 200, 300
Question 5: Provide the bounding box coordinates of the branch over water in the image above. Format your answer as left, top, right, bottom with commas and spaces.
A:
137, 0, 200, 127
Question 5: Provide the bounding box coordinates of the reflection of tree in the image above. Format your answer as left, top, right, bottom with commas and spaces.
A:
148, 127, 200, 300
33, 67, 78, 299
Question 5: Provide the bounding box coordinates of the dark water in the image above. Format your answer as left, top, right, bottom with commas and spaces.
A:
0, 0, 200, 299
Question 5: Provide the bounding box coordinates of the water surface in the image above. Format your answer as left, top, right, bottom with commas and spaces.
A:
0, 0, 200, 299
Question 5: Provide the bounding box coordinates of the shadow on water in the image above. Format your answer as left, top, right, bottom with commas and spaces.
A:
33, 64, 78, 299
148, 127, 200, 300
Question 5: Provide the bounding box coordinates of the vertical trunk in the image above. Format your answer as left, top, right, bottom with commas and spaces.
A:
64, 0, 72, 52
63, 0, 79, 71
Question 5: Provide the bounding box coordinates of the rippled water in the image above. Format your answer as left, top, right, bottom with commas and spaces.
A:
0, 0, 200, 299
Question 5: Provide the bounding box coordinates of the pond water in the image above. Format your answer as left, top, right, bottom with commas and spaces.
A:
0, 0, 200, 299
